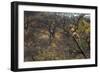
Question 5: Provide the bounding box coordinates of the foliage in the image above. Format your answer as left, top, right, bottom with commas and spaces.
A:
33, 48, 66, 61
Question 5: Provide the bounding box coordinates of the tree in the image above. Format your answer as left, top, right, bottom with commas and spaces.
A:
61, 14, 87, 58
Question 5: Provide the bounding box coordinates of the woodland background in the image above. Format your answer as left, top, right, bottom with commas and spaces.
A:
24, 11, 90, 61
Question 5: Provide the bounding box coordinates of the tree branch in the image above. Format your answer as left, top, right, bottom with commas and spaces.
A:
72, 36, 87, 58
